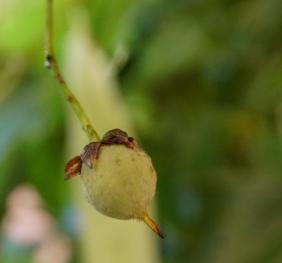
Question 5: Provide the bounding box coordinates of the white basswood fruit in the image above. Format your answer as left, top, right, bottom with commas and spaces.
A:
81, 145, 157, 220
64, 129, 164, 238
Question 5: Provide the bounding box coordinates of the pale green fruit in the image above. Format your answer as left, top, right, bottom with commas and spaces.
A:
80, 144, 157, 220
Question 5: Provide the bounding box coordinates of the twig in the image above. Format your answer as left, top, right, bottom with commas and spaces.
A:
44, 0, 100, 142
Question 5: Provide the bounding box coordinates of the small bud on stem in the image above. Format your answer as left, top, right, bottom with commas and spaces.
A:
65, 129, 165, 238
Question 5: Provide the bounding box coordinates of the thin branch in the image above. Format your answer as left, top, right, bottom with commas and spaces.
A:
44, 0, 100, 142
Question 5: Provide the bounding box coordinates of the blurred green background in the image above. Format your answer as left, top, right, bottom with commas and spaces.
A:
1, 0, 282, 262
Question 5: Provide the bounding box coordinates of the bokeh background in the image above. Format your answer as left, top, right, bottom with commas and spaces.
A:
1, 0, 282, 262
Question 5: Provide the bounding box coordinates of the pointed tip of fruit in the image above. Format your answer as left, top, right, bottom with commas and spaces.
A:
142, 213, 166, 239
157, 229, 166, 239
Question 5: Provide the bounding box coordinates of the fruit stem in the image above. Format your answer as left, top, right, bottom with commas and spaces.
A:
44, 0, 100, 142
143, 213, 165, 239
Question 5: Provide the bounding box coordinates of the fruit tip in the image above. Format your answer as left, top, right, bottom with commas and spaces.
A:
143, 213, 165, 240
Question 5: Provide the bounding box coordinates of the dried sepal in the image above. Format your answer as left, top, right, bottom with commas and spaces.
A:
64, 156, 82, 180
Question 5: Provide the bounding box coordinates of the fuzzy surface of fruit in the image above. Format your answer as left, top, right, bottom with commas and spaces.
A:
81, 144, 157, 220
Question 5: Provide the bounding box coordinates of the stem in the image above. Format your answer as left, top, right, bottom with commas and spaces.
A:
44, 0, 100, 142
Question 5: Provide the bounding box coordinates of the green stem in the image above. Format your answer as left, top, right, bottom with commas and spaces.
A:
45, 0, 100, 142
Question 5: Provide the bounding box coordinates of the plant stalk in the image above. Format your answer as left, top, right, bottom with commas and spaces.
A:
45, 0, 100, 142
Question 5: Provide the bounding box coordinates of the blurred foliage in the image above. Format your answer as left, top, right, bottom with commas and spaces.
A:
1, 0, 282, 262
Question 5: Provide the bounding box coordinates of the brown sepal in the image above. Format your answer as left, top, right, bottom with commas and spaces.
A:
64, 156, 82, 180
80, 142, 100, 169
101, 129, 136, 149
64, 129, 137, 180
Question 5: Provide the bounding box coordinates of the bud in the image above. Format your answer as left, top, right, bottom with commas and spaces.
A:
65, 129, 164, 238
81, 143, 156, 219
